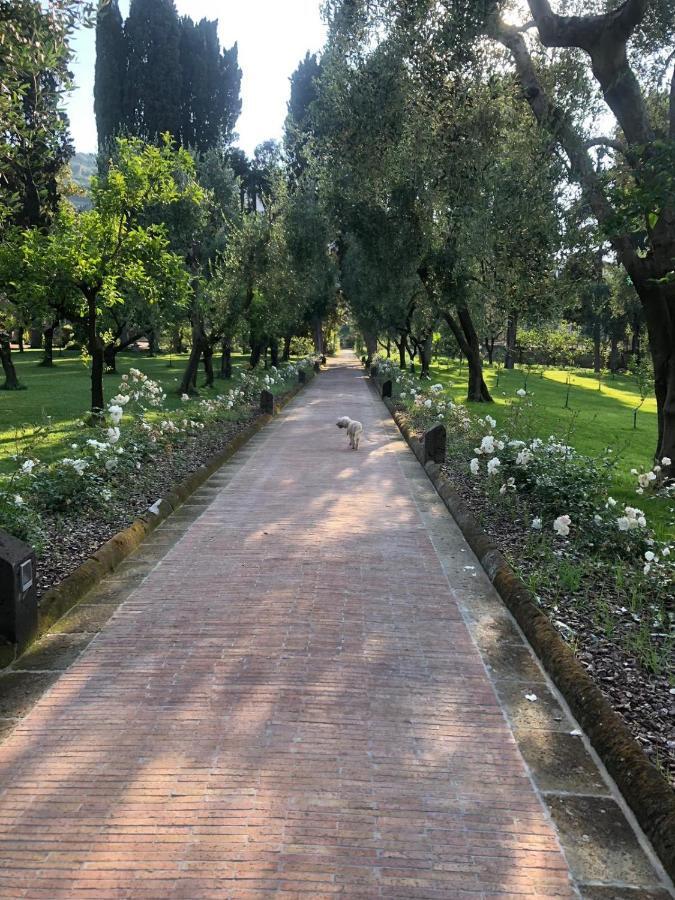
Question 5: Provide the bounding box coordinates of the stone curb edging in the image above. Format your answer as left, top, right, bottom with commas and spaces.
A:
377, 390, 675, 882
34, 377, 312, 639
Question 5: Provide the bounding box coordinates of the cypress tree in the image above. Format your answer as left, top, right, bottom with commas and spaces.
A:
179, 18, 241, 153
94, 0, 241, 152
217, 41, 242, 147
94, 0, 125, 152
124, 0, 182, 141
285, 53, 322, 182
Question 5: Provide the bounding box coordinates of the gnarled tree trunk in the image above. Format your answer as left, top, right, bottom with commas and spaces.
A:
180, 324, 206, 396
282, 333, 292, 362
219, 337, 233, 379
249, 340, 265, 369
395, 332, 407, 370
0, 331, 21, 390
419, 333, 433, 377
362, 329, 377, 365
505, 311, 517, 370
40, 320, 57, 367
269, 339, 279, 368
312, 316, 323, 355
202, 344, 214, 387
86, 291, 105, 416
444, 307, 492, 403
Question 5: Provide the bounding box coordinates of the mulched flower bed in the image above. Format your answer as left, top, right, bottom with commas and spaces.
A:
35, 411, 255, 602
440, 454, 675, 787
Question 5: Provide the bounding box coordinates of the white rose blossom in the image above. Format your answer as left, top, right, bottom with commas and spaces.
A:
478, 435, 495, 455
108, 405, 123, 426
553, 515, 571, 537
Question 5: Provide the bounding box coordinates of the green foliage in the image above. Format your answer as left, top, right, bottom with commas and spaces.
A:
95, 0, 242, 153
0, 489, 44, 551
94, 0, 125, 151
0, 0, 94, 232
0, 137, 203, 411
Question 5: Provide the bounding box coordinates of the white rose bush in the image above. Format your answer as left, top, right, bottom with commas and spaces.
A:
372, 356, 674, 680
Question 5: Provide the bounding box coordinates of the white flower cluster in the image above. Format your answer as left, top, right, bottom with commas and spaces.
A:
632, 457, 672, 496
616, 506, 647, 531
553, 514, 571, 537
61, 458, 88, 476
118, 368, 166, 409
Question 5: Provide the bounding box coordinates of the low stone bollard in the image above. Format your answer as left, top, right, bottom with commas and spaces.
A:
382, 379, 392, 399
370, 363, 379, 379
260, 389, 275, 415
313, 361, 321, 373
298, 369, 307, 384
423, 423, 446, 465
321, 355, 327, 365
0, 529, 37, 652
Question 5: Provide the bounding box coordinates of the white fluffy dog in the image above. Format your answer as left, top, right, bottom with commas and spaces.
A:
336, 416, 363, 450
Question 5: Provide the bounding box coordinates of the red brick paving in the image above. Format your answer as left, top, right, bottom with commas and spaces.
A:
0, 357, 576, 897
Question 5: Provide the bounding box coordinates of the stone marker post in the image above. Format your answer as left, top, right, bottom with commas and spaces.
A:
382, 379, 392, 398
313, 361, 321, 373
370, 363, 379, 379
298, 369, 307, 384
0, 529, 38, 652
423, 423, 446, 465
260, 389, 275, 415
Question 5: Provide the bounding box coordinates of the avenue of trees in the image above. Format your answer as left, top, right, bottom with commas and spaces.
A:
0, 0, 338, 416
308, 0, 674, 470
0, 0, 672, 472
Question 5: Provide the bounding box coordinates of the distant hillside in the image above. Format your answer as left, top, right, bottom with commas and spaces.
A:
70, 152, 97, 190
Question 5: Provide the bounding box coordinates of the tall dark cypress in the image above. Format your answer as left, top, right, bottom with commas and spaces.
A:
124, 0, 182, 141
217, 41, 242, 147
94, 0, 241, 152
179, 18, 241, 153
94, 0, 125, 152
285, 53, 322, 182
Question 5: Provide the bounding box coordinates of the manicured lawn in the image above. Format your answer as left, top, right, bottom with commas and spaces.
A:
427, 356, 672, 538
0, 348, 249, 472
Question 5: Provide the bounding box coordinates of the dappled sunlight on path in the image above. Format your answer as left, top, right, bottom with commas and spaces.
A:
0, 352, 578, 897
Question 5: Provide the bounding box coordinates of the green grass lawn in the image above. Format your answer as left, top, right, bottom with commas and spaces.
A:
427, 357, 672, 538
0, 348, 251, 472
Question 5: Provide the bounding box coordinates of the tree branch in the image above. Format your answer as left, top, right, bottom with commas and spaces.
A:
527, 0, 647, 50
584, 136, 629, 155
487, 15, 639, 268
527, 0, 652, 146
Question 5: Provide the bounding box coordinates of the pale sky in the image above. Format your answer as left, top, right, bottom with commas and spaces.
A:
65, 0, 327, 157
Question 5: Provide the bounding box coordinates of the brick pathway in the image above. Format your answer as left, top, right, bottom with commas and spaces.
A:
0, 357, 584, 897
